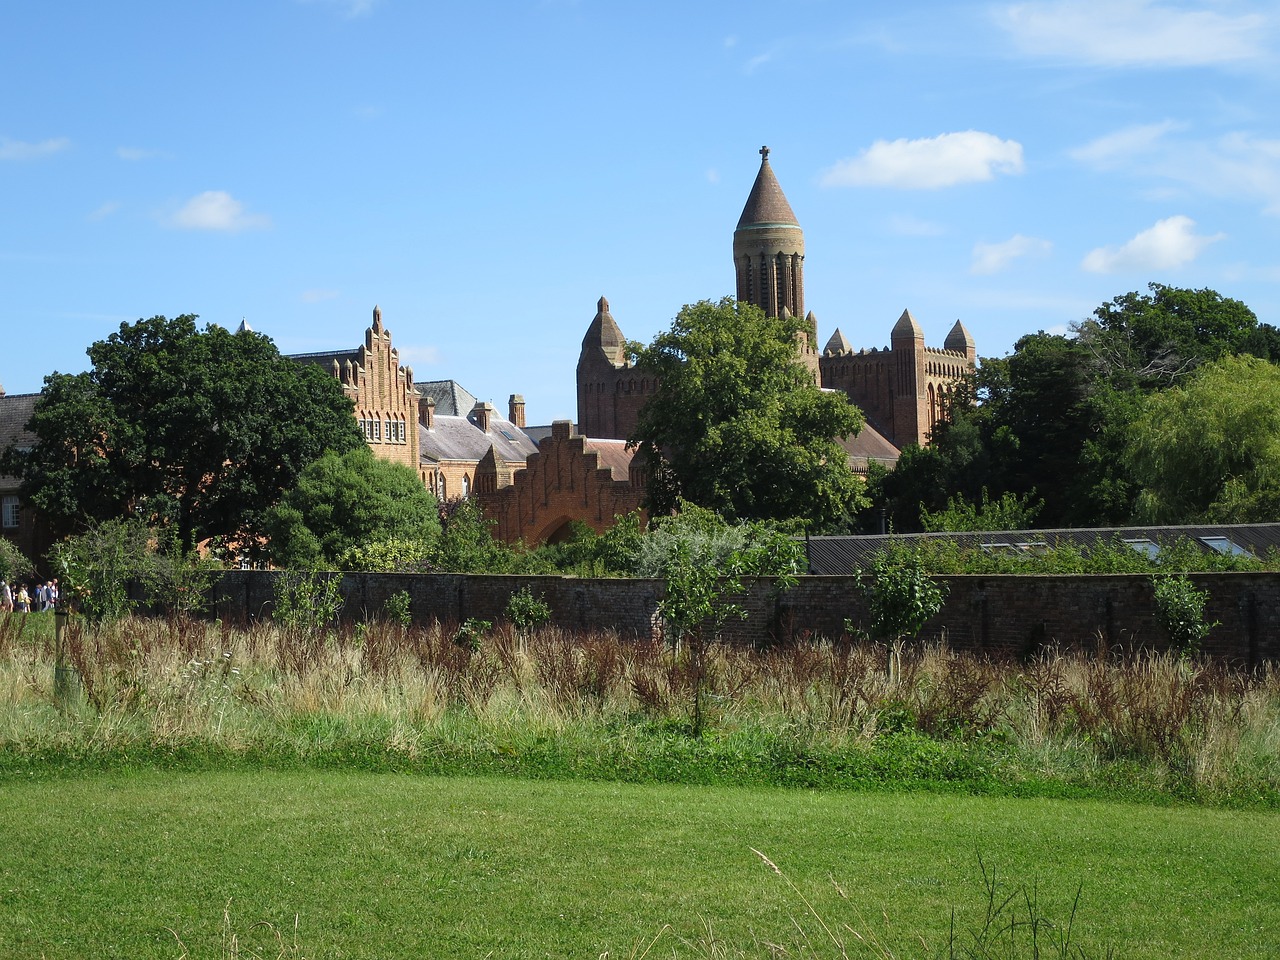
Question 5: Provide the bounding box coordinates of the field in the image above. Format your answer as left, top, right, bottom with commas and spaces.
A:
2, 771, 1278, 959
1, 612, 1278, 957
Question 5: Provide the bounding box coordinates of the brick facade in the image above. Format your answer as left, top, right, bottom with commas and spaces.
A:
576, 147, 976, 455
480, 420, 645, 544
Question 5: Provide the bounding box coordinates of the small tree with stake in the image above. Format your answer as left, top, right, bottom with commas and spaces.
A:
642, 504, 801, 735
857, 548, 947, 683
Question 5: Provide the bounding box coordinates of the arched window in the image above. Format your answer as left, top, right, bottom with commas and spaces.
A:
437, 474, 446, 500
462, 474, 471, 498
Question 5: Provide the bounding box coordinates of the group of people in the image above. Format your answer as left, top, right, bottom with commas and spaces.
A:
0, 578, 58, 613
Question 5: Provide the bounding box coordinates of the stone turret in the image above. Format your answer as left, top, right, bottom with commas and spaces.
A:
576, 296, 653, 440
945, 319, 977, 362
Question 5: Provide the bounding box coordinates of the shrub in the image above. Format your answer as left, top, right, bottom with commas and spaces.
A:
1151, 574, 1217, 656
272, 570, 344, 634
505, 587, 551, 635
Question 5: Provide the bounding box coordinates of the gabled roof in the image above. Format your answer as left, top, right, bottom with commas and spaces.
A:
580, 438, 635, 480
287, 347, 361, 371
736, 147, 800, 229
417, 380, 478, 417
0, 393, 38, 450
837, 422, 899, 465
0, 392, 39, 484
420, 410, 537, 464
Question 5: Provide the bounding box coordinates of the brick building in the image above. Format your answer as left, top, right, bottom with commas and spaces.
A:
0, 389, 49, 563
576, 146, 977, 467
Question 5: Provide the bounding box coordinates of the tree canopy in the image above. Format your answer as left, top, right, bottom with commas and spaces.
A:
630, 297, 867, 529
1126, 354, 1280, 524
264, 447, 441, 568
8, 315, 364, 551
870, 284, 1280, 531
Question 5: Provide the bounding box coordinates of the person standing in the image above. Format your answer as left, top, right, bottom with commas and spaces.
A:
14, 584, 29, 613
0, 579, 11, 613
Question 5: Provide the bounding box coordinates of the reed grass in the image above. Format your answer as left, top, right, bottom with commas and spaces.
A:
0, 613, 1276, 803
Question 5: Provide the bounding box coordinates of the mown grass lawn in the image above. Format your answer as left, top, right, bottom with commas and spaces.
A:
0, 771, 1275, 959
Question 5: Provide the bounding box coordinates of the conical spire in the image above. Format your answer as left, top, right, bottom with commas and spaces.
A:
891, 308, 923, 341
580, 296, 627, 367
737, 146, 800, 229
945, 319, 975, 354
823, 328, 852, 356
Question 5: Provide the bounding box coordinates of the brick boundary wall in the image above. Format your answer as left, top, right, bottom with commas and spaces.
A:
210, 571, 1280, 666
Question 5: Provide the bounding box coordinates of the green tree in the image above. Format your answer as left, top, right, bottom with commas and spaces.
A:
7, 315, 363, 552
264, 447, 441, 569
631, 298, 866, 529
1077, 283, 1269, 389
1125, 354, 1280, 523
873, 287, 1277, 530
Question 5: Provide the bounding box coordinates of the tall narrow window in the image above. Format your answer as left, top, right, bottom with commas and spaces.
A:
1, 495, 17, 529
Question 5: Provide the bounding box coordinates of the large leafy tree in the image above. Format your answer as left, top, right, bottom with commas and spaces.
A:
873, 285, 1278, 531
1125, 355, 1280, 523
264, 447, 441, 568
8, 315, 364, 551
630, 298, 866, 529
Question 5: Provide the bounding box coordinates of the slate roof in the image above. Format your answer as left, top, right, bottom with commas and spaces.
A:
420, 410, 537, 464
417, 380, 478, 417
0, 392, 38, 484
286, 347, 362, 370
805, 524, 1280, 575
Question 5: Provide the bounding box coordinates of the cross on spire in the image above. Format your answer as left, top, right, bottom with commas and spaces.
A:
760, 145, 770, 160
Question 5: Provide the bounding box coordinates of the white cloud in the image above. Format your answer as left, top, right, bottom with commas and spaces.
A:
88, 201, 121, 221
1072, 124, 1280, 214
1069, 121, 1183, 168
996, 0, 1270, 67
971, 234, 1052, 274
301, 289, 340, 304
171, 191, 271, 231
705, 168, 720, 185
0, 137, 70, 160
821, 131, 1024, 189
887, 214, 946, 237
1081, 215, 1223, 273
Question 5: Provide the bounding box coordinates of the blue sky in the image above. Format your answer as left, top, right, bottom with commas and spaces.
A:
4, 1, 1279, 425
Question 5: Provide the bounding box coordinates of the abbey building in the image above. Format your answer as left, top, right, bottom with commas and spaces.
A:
576, 146, 977, 467
0, 148, 977, 559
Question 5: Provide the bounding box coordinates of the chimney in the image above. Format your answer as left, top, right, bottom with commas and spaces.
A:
508, 394, 526, 428
421, 395, 436, 429
472, 401, 493, 433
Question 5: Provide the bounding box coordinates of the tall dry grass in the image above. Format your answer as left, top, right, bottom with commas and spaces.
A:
0, 612, 1276, 798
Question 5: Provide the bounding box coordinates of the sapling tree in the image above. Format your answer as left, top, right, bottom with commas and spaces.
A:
640, 503, 802, 734
857, 548, 947, 683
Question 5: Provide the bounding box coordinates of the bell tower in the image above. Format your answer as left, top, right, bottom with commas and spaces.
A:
733, 146, 805, 320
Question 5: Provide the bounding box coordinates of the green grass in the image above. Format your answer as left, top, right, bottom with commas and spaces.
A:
0, 770, 1276, 958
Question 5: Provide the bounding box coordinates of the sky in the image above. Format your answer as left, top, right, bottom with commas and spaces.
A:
4, 0, 1279, 425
